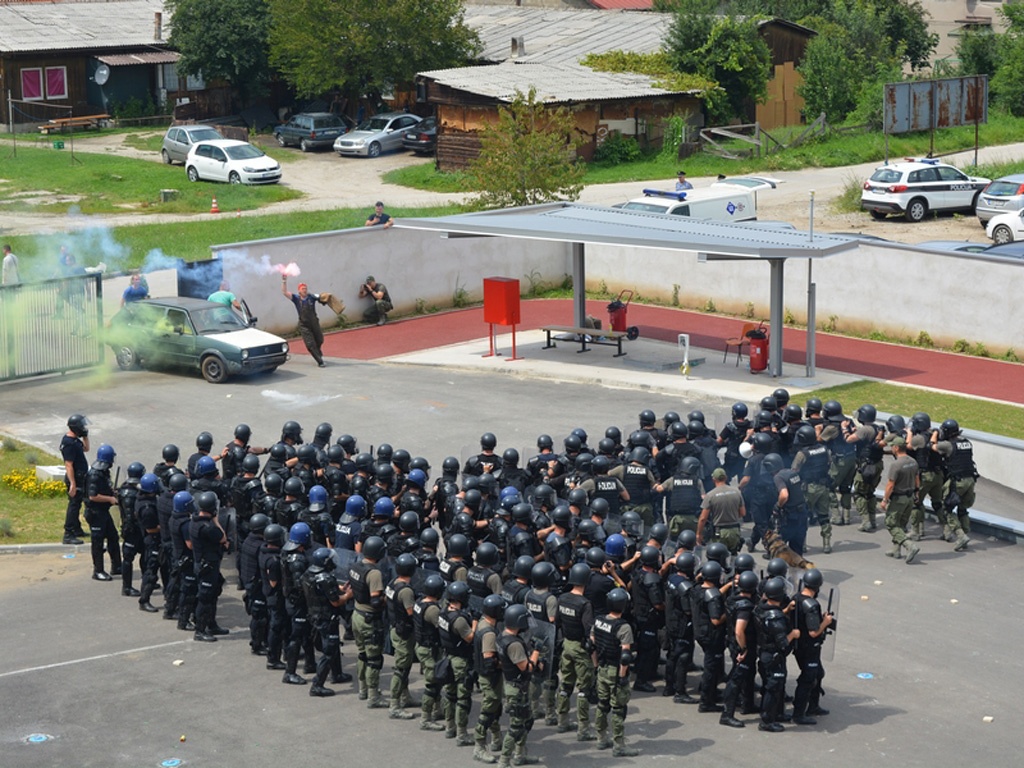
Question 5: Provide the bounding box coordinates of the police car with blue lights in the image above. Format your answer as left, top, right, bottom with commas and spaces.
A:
860, 158, 989, 223
619, 179, 771, 222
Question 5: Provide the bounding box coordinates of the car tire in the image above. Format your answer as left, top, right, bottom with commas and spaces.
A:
276, 134, 287, 147
161, 149, 172, 165
300, 139, 310, 152
869, 210, 886, 221
229, 172, 242, 185
970, 191, 981, 213
201, 355, 228, 384
368, 141, 381, 158
992, 224, 1015, 245
187, 166, 200, 183
905, 198, 928, 223
115, 346, 140, 371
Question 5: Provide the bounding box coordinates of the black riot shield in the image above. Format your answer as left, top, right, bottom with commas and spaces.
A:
525, 615, 556, 680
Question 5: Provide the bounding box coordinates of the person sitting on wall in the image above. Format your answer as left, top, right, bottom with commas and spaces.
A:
365, 201, 394, 229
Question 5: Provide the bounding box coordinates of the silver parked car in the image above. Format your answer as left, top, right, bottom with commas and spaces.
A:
975, 173, 1024, 226
334, 112, 422, 158
161, 124, 223, 165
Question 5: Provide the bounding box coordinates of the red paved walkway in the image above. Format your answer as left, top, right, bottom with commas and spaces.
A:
305, 299, 1024, 405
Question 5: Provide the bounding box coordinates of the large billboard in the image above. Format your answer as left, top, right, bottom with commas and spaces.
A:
883, 76, 988, 135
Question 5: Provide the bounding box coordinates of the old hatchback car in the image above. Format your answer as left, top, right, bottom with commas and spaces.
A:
860, 158, 989, 222
975, 173, 1024, 226
273, 112, 349, 151
334, 112, 422, 157
161, 124, 223, 164
186, 139, 281, 185
107, 297, 289, 383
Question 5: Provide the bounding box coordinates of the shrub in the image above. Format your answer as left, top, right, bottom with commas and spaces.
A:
594, 131, 641, 165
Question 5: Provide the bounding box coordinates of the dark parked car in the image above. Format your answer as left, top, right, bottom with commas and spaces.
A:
402, 116, 437, 154
106, 297, 289, 383
273, 112, 349, 151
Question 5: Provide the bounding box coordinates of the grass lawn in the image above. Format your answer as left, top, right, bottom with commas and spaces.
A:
4, 204, 464, 266
0, 439, 67, 545
800, 381, 1024, 439
0, 144, 301, 214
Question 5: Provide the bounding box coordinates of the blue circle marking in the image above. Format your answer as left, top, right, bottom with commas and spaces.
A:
63, 553, 76, 559
161, 759, 182, 767
857, 672, 874, 679
726, 202, 737, 215
26, 734, 50, 743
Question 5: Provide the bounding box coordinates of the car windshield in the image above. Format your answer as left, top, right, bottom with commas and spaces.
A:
224, 144, 265, 160
190, 306, 248, 334
188, 128, 221, 142
985, 180, 1024, 196
621, 202, 671, 213
870, 169, 902, 183
357, 118, 391, 132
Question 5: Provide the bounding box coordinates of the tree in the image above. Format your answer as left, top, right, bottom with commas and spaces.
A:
468, 89, 585, 210
167, 0, 271, 105
991, 2, 1024, 115
955, 29, 999, 78
267, 0, 479, 100
796, 25, 863, 122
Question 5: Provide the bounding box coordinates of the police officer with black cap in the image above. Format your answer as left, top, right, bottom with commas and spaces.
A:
136, 473, 162, 613
170, 491, 197, 629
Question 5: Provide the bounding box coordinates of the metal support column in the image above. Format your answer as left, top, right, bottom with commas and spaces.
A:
769, 258, 784, 377
572, 242, 586, 328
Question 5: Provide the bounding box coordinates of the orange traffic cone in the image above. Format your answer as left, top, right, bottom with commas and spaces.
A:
236, 208, 242, 218
210, 197, 220, 214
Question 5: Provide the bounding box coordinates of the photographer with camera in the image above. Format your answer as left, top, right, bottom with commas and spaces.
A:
359, 275, 393, 326
792, 569, 835, 726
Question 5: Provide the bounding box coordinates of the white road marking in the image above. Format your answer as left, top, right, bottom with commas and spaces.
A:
0, 640, 188, 678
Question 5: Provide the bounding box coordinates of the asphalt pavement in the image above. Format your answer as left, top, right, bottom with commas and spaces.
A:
1, 339, 1023, 767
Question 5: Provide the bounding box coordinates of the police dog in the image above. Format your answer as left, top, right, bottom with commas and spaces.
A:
763, 530, 816, 569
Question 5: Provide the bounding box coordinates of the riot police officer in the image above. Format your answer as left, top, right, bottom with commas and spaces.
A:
663, 552, 697, 703
135, 473, 162, 613
439, 580, 478, 744
630, 546, 665, 693
282, 522, 316, 684
85, 444, 121, 581
790, 425, 833, 552
350, 534, 389, 708
556, 563, 597, 740
851, 405, 885, 534
170, 491, 197, 630
191, 491, 228, 642
473, 594, 507, 762
766, 453, 809, 556
241, 512, 271, 653
301, 547, 354, 697
694, 560, 727, 713
720, 570, 759, 727
592, 587, 640, 757
260, 523, 288, 671
665, 456, 703, 541
385, 553, 419, 718
497, 603, 544, 768
757, 577, 800, 731
934, 419, 975, 551
792, 568, 834, 725
524, 562, 559, 726
61, 414, 90, 544
117, 461, 146, 597
158, 472, 189, 618
413, 573, 447, 731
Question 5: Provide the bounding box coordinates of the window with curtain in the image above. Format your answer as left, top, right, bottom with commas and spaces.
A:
21, 68, 43, 100
45, 67, 68, 99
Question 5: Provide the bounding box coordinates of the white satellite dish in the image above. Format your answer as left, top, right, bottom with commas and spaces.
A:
94, 64, 110, 85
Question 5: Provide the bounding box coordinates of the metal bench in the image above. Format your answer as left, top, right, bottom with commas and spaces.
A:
541, 325, 628, 357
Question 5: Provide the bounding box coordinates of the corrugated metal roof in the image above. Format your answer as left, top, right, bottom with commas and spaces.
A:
96, 50, 178, 66
397, 203, 861, 259
587, 0, 654, 9
464, 5, 669, 65
420, 61, 696, 103
0, 0, 171, 54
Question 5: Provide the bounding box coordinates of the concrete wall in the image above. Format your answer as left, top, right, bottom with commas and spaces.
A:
585, 241, 1024, 354
207, 226, 570, 336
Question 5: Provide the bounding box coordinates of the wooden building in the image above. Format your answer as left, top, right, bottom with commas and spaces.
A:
753, 18, 816, 129
417, 61, 702, 171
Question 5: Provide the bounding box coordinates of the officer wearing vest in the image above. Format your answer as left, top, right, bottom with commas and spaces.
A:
438, 580, 477, 744
350, 535, 389, 708
693, 560, 728, 713
790, 425, 833, 552
281, 522, 316, 685
135, 473, 162, 613
473, 594, 507, 763
587, 456, 628, 521
159, 473, 188, 620
240, 513, 270, 653
556, 563, 597, 740
757, 577, 800, 731
846, 405, 884, 535
335, 495, 366, 552
663, 552, 698, 704
260, 523, 288, 672
497, 604, 543, 768
501, 555, 534, 606
231, 453, 266, 589
386, 553, 420, 718
907, 412, 943, 541
610, 448, 658, 534
934, 419, 975, 551
117, 461, 145, 597
665, 456, 703, 541
631, 546, 665, 693
301, 547, 355, 697
85, 444, 122, 581
792, 569, 835, 725
191, 491, 228, 642
468, 542, 503, 601
524, 562, 560, 726
766, 453, 809, 556
592, 587, 641, 756
821, 400, 857, 526
718, 403, 753, 481
720, 570, 759, 728
542, 506, 574, 584
506, 504, 541, 574
170, 491, 197, 630
413, 574, 447, 730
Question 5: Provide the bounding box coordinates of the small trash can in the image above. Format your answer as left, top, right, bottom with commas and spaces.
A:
747, 325, 768, 373
607, 290, 640, 340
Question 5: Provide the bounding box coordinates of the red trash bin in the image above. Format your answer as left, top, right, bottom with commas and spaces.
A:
607, 290, 640, 340
747, 325, 768, 373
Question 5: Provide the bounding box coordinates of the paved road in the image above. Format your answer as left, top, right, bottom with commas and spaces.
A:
0, 355, 1021, 767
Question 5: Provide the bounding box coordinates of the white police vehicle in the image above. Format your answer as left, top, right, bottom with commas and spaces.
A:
619, 186, 760, 222
860, 158, 989, 223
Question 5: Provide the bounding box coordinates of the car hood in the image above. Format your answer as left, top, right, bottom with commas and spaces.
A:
204, 327, 286, 348
339, 130, 382, 141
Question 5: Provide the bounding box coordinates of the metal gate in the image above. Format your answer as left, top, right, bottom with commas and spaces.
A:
0, 274, 104, 382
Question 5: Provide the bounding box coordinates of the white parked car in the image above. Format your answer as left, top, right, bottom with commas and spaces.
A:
185, 139, 281, 185
860, 158, 989, 222
986, 209, 1024, 244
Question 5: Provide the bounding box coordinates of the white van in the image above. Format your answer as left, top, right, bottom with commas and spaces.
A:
619, 176, 778, 222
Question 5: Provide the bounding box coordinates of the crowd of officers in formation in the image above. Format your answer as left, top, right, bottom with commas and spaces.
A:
61, 387, 978, 764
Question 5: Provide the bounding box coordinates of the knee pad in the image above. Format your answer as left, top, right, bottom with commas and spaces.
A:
612, 706, 627, 719
597, 701, 611, 714
357, 652, 368, 663
367, 654, 384, 671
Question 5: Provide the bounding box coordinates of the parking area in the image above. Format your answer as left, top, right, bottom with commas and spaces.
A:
0, 352, 1021, 767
